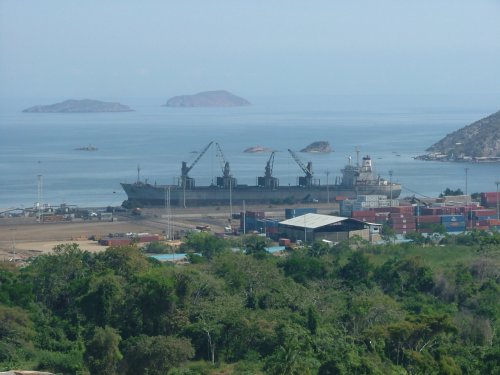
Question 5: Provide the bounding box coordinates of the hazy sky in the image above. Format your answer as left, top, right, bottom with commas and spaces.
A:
1, 0, 500, 99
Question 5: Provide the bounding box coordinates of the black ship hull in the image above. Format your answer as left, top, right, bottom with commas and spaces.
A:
121, 182, 402, 206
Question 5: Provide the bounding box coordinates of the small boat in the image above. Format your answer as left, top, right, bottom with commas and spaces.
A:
74, 144, 98, 151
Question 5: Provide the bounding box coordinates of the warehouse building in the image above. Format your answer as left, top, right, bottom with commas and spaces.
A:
279, 213, 381, 244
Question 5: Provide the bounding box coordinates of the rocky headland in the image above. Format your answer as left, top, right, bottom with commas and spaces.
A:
300, 141, 333, 153
23, 99, 134, 113
415, 109, 500, 163
164, 90, 250, 107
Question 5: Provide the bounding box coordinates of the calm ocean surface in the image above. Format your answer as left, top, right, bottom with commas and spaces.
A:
1, 95, 499, 209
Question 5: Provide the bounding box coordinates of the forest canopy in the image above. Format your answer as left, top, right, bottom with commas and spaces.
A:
0, 231, 499, 374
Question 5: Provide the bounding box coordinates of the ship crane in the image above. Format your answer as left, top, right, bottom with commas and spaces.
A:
215, 142, 237, 189
288, 149, 315, 187
180, 141, 214, 189
258, 152, 279, 189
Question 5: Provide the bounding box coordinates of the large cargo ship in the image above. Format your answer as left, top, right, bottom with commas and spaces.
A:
121, 142, 402, 207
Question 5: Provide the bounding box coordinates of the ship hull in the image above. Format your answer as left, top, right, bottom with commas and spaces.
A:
121, 182, 402, 206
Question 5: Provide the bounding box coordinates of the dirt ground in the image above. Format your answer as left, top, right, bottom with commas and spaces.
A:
0, 203, 339, 261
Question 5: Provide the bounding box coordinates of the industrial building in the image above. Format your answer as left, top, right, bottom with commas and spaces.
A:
279, 213, 382, 244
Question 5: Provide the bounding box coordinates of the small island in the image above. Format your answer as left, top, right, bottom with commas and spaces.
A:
23, 99, 134, 113
301, 141, 333, 153
164, 90, 250, 107
244, 146, 274, 153
415, 109, 500, 163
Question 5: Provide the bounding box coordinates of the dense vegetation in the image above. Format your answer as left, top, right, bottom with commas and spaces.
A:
1, 231, 499, 374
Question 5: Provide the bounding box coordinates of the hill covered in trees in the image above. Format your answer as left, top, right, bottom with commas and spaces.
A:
0, 232, 499, 374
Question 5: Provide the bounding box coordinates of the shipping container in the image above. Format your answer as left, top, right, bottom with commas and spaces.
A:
279, 238, 291, 246
440, 215, 466, 223
470, 209, 497, 218
416, 215, 441, 223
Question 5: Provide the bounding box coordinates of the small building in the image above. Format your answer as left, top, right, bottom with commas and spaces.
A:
279, 213, 381, 244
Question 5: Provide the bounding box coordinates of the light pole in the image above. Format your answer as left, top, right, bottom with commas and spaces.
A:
10, 228, 16, 260
325, 170, 330, 204
465, 168, 469, 229
389, 170, 393, 206
495, 180, 500, 220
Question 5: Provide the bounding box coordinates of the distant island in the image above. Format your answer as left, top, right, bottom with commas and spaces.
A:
301, 141, 333, 153
164, 90, 250, 107
23, 99, 134, 113
244, 146, 273, 153
415, 109, 500, 163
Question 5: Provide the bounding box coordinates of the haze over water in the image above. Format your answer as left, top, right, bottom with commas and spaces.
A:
1, 95, 499, 209
1, 1, 499, 209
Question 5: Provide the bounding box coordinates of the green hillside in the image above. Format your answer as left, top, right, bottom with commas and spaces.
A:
1, 232, 499, 374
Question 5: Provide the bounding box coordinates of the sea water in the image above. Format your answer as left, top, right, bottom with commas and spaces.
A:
1, 95, 499, 209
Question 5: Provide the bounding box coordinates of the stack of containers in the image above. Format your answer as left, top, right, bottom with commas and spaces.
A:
352, 210, 377, 222
415, 215, 441, 233
481, 192, 499, 208
240, 211, 265, 232
388, 212, 416, 234
340, 199, 354, 217
440, 215, 466, 232
256, 218, 281, 238
469, 209, 497, 230
352, 195, 391, 211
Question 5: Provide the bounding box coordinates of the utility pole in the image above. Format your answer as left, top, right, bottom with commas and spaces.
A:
389, 170, 393, 206
465, 168, 469, 229
495, 179, 500, 220
325, 170, 330, 204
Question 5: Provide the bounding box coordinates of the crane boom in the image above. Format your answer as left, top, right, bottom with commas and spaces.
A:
288, 149, 314, 187
180, 141, 214, 188
187, 141, 214, 174
288, 149, 313, 177
265, 152, 275, 178
215, 142, 230, 177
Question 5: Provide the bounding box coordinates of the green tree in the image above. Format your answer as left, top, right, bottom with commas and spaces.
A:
79, 272, 125, 327
0, 305, 35, 367
339, 251, 371, 286
121, 335, 194, 375
94, 245, 150, 279
308, 241, 331, 257
242, 234, 269, 258
183, 232, 230, 259
84, 326, 122, 375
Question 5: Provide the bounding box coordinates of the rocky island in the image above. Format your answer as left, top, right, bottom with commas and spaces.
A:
415, 109, 500, 163
301, 141, 333, 153
244, 146, 274, 153
164, 90, 250, 107
23, 99, 134, 113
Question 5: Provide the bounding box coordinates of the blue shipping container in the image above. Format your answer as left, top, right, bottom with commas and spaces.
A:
440, 215, 466, 223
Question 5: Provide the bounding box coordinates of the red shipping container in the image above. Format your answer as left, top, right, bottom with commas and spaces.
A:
391, 223, 417, 230
246, 211, 266, 218
352, 210, 377, 218
472, 209, 497, 217
421, 208, 441, 215
388, 206, 414, 214
279, 238, 291, 246
416, 215, 441, 223
389, 213, 414, 219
